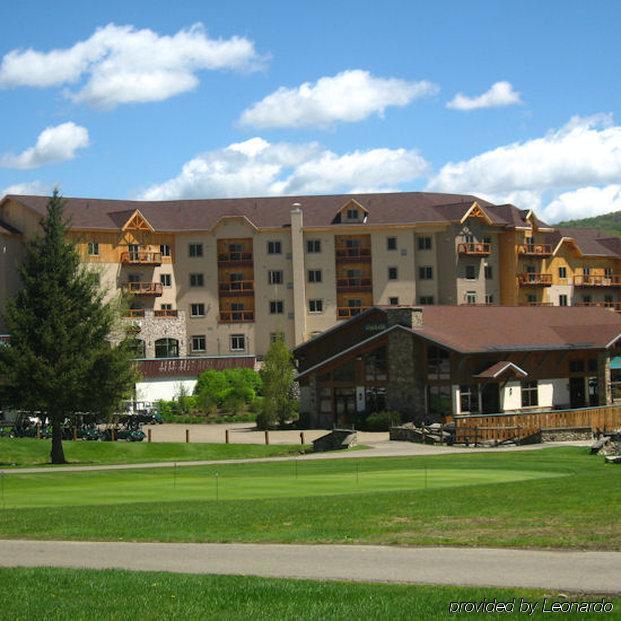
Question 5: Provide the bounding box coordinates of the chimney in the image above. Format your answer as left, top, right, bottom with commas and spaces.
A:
385, 306, 423, 329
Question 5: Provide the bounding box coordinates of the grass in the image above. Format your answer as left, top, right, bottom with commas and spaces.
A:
2, 568, 619, 621
0, 437, 309, 467
0, 447, 619, 550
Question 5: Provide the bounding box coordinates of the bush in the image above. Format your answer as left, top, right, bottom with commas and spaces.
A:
363, 411, 402, 432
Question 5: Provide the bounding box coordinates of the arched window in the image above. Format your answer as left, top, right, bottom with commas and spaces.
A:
155, 338, 179, 359
128, 338, 146, 359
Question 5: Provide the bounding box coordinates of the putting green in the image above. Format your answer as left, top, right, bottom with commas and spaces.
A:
0, 463, 565, 509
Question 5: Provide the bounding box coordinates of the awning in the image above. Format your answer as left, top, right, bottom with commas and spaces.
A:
474, 361, 528, 380
611, 356, 621, 370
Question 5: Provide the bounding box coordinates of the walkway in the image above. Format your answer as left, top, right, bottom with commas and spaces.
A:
0, 540, 618, 593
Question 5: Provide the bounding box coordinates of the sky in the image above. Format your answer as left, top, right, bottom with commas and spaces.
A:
0, 0, 620, 223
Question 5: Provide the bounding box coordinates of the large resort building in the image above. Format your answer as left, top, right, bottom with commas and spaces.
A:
1, 191, 621, 367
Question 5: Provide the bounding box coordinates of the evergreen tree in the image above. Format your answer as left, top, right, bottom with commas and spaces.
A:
258, 335, 296, 428
0, 190, 137, 463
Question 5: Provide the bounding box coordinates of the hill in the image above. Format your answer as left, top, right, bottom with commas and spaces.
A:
556, 210, 621, 236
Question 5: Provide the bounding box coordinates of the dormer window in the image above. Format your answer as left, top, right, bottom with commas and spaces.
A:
347, 208, 359, 221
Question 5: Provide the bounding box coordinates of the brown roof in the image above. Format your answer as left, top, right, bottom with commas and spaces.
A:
473, 360, 528, 379
0, 220, 21, 236
3, 192, 530, 232
413, 305, 621, 352
551, 227, 621, 257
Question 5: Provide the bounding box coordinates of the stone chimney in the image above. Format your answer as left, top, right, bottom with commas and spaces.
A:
384, 306, 423, 329
290, 203, 306, 345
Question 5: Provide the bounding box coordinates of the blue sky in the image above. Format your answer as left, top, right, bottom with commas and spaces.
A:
0, 0, 620, 222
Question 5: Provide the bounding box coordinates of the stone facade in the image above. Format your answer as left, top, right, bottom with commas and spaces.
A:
126, 310, 188, 358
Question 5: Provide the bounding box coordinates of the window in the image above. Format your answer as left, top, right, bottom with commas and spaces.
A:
483, 236, 492, 245
270, 331, 284, 343
188, 243, 203, 258
460, 385, 479, 413
87, 241, 99, 256
189, 273, 204, 287
583, 266, 590, 275
128, 273, 141, 283
466, 291, 477, 305
160, 274, 172, 287
308, 269, 322, 283
485, 293, 494, 305
307, 239, 321, 253
419, 295, 434, 305
559, 294, 568, 306
268, 270, 283, 285
484, 265, 493, 280
388, 267, 398, 280
465, 265, 476, 280
308, 299, 323, 313
419, 266, 433, 280
161, 303, 172, 310
128, 338, 145, 358
582, 294, 593, 304
428, 385, 451, 416
464, 233, 474, 244
364, 347, 387, 381
155, 338, 179, 359
191, 335, 206, 352
569, 359, 585, 373
389, 297, 399, 306
558, 266, 567, 279
427, 345, 450, 380
190, 303, 205, 317
605, 267, 613, 278
418, 236, 432, 250
346, 208, 359, 220
230, 334, 245, 351
270, 300, 284, 314
267, 240, 282, 255
387, 237, 397, 250
160, 244, 171, 257
605, 294, 615, 307
521, 381, 538, 407
527, 294, 537, 303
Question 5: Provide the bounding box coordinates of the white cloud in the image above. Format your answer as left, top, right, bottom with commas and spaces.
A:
139, 137, 428, 200
544, 185, 621, 222
239, 69, 439, 128
0, 23, 262, 108
427, 114, 621, 220
0, 122, 89, 170
447, 81, 522, 111
1, 180, 50, 196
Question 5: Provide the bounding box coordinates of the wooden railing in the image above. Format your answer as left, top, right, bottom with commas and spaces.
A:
517, 273, 552, 286
121, 251, 162, 265
336, 277, 372, 291
574, 274, 621, 287
518, 302, 554, 307
122, 282, 163, 296
219, 310, 254, 323
454, 404, 621, 444
457, 242, 491, 256
517, 243, 552, 256
125, 308, 145, 317
574, 302, 621, 312
217, 252, 253, 266
337, 306, 370, 319
335, 247, 372, 262
154, 309, 178, 318
219, 280, 254, 294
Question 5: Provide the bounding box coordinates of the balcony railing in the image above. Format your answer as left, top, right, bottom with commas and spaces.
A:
219, 280, 255, 295
517, 243, 552, 257
335, 247, 372, 262
122, 282, 163, 296
573, 274, 621, 287
518, 302, 554, 307
219, 310, 255, 323
574, 302, 621, 312
154, 309, 178, 318
125, 308, 145, 317
517, 273, 552, 286
121, 251, 162, 265
217, 252, 253, 266
336, 277, 372, 291
337, 306, 370, 319
457, 242, 491, 256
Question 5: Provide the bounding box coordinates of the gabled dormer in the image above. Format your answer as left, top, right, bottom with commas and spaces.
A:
332, 199, 368, 224
122, 209, 155, 232
459, 201, 493, 225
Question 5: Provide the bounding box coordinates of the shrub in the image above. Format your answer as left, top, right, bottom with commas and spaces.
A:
363, 411, 402, 431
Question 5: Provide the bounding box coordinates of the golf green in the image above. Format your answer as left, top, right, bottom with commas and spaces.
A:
0, 462, 564, 509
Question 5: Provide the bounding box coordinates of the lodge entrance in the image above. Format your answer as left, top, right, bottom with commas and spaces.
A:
333, 387, 356, 427
481, 383, 500, 414
570, 377, 586, 408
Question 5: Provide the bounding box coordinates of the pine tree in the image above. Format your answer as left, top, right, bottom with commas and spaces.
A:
259, 335, 296, 427
0, 190, 137, 463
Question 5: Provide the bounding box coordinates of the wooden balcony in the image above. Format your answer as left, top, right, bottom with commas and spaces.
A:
518, 302, 554, 307
457, 242, 491, 256
219, 280, 255, 296
121, 251, 162, 266
217, 252, 253, 266
517, 243, 552, 257
573, 274, 621, 287
122, 282, 163, 296
337, 306, 370, 319
219, 310, 255, 323
517, 273, 552, 287
336, 277, 372, 292
335, 247, 372, 263
125, 308, 145, 317
154, 309, 178, 318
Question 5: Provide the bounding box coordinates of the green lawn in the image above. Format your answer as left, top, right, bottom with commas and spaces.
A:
2, 568, 619, 621
0, 437, 309, 467
0, 447, 618, 550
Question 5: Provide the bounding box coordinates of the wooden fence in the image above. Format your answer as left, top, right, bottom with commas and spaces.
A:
453, 404, 621, 444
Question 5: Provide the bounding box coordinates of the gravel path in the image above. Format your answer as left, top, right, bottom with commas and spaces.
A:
0, 540, 618, 593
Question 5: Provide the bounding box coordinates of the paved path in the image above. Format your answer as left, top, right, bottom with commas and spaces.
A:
0, 540, 618, 593
0, 440, 588, 475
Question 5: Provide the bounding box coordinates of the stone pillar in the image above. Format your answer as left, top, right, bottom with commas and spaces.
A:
290, 205, 307, 345
598, 352, 612, 405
